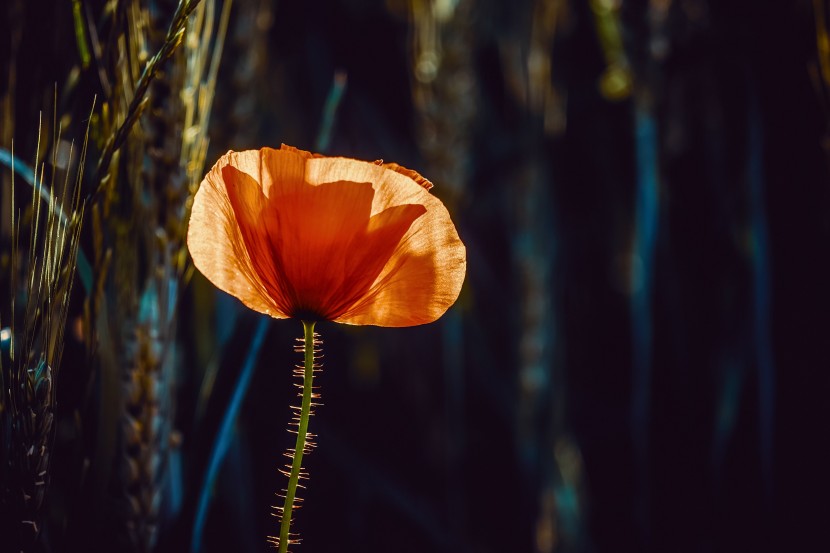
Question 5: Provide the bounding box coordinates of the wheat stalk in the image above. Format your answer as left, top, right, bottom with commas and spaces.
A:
1, 104, 89, 551
90, 0, 204, 202
80, 1, 228, 550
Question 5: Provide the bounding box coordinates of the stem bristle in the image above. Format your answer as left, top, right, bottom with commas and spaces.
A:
271, 321, 322, 552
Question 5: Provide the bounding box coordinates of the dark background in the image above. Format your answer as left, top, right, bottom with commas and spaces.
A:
2, 0, 829, 552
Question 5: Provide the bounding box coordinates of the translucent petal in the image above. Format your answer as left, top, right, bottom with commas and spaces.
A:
187, 150, 291, 318
304, 157, 466, 326
188, 147, 466, 327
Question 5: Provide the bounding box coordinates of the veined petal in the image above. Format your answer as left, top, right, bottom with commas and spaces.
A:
278, 143, 324, 160
382, 162, 433, 190
323, 203, 427, 318
268, 179, 377, 319
187, 151, 291, 318
223, 165, 295, 315
304, 157, 466, 326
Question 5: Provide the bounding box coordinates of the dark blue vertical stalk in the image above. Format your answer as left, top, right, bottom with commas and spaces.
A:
630, 103, 658, 537
514, 164, 555, 470
513, 161, 564, 547
747, 84, 774, 502
314, 71, 347, 153
442, 305, 466, 542
191, 316, 270, 553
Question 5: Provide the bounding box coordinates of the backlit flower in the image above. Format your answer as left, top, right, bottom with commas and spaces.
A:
187, 144, 466, 326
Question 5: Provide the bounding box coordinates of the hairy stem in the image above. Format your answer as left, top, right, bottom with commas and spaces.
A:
278, 320, 316, 552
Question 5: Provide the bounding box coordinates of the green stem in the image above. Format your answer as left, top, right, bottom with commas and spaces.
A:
278, 320, 316, 552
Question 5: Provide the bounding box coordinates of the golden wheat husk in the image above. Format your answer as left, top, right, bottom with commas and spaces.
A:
82, 0, 227, 550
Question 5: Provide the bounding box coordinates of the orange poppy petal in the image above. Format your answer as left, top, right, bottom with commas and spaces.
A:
187, 151, 290, 318
278, 143, 325, 160
260, 146, 308, 198
336, 201, 465, 326
269, 179, 375, 318
322, 203, 427, 318
382, 162, 433, 190
263, 178, 423, 319
222, 164, 298, 315
303, 157, 466, 326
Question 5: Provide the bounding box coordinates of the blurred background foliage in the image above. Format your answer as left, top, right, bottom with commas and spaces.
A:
1, 0, 828, 552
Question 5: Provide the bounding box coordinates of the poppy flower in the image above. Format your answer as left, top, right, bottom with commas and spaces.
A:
187, 144, 466, 326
